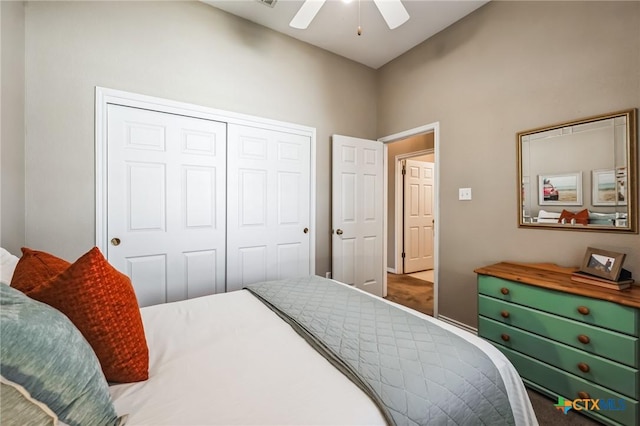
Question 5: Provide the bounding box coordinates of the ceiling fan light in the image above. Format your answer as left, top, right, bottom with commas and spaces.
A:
290, 0, 410, 32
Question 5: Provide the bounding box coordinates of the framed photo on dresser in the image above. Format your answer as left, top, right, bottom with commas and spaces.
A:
580, 247, 626, 281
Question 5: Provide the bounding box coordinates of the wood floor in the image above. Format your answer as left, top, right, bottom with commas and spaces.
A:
385, 273, 434, 316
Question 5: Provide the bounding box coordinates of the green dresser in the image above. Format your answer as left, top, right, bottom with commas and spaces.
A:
475, 262, 640, 426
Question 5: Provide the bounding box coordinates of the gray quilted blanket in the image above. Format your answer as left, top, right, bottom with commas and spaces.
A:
245, 276, 515, 426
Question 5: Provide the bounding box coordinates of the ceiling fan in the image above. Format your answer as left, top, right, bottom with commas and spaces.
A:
290, 0, 409, 31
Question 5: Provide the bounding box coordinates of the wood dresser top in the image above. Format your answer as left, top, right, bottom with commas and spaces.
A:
474, 262, 640, 309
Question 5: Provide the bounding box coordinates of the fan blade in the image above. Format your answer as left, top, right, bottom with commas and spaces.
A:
290, 0, 327, 29
373, 0, 409, 29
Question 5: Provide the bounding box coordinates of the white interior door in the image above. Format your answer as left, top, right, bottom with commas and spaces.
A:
226, 124, 311, 292
403, 159, 434, 273
332, 135, 385, 297
107, 104, 227, 307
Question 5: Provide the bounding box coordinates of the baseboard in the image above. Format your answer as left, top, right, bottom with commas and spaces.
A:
437, 315, 478, 335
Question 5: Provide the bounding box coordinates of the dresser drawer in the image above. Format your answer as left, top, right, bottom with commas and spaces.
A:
497, 344, 638, 426
479, 317, 639, 398
479, 295, 638, 367
478, 275, 639, 336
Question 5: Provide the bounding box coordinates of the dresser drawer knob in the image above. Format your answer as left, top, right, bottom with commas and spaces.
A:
500, 287, 510, 295
500, 333, 510, 342
577, 334, 591, 344
500, 311, 510, 318
577, 306, 590, 315
578, 391, 590, 400
577, 362, 590, 373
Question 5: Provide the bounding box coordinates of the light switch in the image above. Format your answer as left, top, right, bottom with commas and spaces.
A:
459, 188, 472, 200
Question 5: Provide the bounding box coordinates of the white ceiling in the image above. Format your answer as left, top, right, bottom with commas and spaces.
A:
202, 0, 489, 69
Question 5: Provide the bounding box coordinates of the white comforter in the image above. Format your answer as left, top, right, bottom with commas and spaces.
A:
110, 285, 538, 425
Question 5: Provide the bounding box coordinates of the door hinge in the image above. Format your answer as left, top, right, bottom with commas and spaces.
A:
401, 252, 406, 258
402, 165, 406, 175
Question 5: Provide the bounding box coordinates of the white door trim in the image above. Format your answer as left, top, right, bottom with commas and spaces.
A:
378, 122, 440, 318
95, 87, 316, 276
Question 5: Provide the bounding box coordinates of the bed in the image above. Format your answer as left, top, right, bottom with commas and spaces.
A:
109, 276, 537, 425
1, 247, 538, 425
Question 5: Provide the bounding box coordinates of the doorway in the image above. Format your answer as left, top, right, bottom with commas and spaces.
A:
379, 124, 439, 317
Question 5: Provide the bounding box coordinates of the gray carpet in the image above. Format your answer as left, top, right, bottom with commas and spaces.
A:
527, 389, 602, 425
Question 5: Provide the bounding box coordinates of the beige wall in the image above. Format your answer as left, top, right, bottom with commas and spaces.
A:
386, 133, 434, 268
1, 1, 26, 255
378, 1, 640, 326
412, 154, 434, 163
22, 1, 377, 273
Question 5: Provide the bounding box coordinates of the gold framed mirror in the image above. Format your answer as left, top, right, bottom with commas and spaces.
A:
517, 109, 637, 233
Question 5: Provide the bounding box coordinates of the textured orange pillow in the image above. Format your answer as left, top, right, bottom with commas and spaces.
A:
27, 247, 149, 383
10, 247, 71, 293
558, 209, 589, 225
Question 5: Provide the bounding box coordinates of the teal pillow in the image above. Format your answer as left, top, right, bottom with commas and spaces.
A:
0, 376, 58, 426
0, 284, 126, 426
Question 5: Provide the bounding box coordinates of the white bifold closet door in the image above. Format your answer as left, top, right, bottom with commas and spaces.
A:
226, 124, 311, 292
107, 104, 227, 307
106, 105, 312, 306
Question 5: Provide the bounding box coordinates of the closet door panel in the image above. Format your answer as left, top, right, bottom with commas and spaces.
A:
126, 255, 167, 307
238, 246, 268, 286
184, 250, 218, 299
107, 104, 227, 306
239, 169, 268, 226
227, 124, 311, 292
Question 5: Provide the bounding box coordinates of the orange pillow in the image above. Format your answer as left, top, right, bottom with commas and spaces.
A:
10, 247, 71, 293
558, 209, 589, 225
27, 247, 149, 383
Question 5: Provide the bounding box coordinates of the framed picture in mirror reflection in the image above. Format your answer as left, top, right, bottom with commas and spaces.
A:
592, 169, 628, 206
538, 172, 583, 206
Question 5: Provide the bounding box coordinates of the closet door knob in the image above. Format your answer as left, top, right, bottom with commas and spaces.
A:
110, 237, 121, 246
336, 229, 343, 235
303, 228, 309, 234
